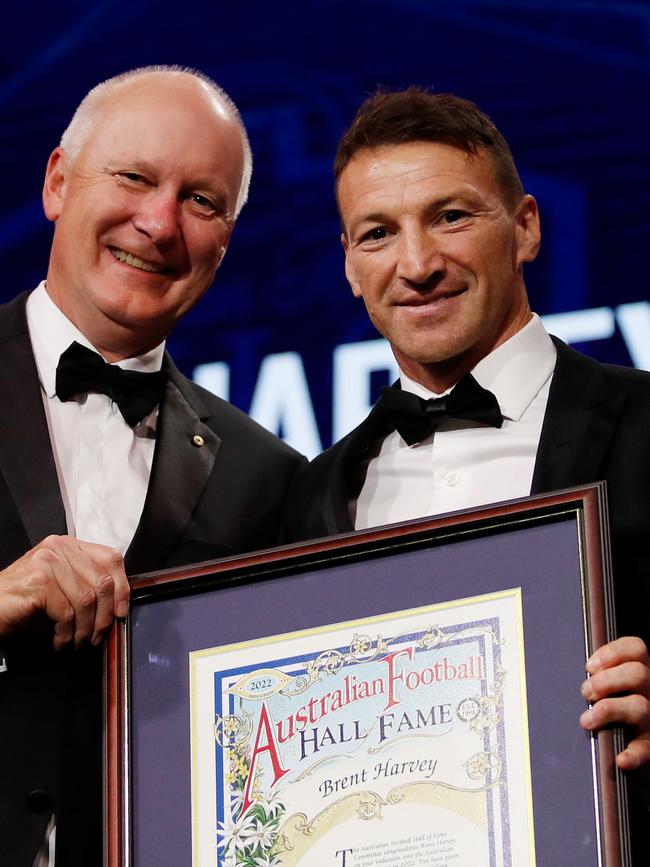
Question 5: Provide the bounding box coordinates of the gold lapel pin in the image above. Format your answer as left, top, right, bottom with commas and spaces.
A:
192, 434, 205, 448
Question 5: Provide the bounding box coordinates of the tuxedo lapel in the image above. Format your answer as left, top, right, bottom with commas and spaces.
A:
531, 338, 627, 494
324, 400, 391, 535
322, 442, 354, 535
125, 359, 220, 574
0, 295, 66, 546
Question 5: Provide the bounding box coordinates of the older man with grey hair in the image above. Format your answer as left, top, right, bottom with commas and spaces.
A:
0, 65, 303, 866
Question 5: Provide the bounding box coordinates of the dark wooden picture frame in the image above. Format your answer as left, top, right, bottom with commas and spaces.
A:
105, 483, 629, 866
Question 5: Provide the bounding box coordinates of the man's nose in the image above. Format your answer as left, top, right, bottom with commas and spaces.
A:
133, 190, 181, 244
396, 227, 445, 284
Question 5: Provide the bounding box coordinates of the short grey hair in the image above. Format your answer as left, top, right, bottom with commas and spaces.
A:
59, 64, 253, 218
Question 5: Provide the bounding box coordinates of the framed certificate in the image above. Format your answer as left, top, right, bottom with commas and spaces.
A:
105, 483, 629, 866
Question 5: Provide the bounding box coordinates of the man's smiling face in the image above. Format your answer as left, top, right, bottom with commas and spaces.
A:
338, 140, 541, 391
42, 72, 245, 360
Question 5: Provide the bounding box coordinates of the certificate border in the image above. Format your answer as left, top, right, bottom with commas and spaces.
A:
105, 482, 629, 866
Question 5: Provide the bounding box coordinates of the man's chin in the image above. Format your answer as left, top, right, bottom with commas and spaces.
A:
393, 341, 471, 368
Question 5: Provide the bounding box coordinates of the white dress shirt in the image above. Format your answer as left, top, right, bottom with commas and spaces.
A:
26, 282, 164, 555
26, 283, 165, 867
354, 314, 557, 530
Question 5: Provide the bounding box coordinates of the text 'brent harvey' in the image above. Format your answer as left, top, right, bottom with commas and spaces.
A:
319, 758, 439, 798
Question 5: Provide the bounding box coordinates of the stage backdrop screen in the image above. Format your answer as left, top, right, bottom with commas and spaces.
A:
2, 0, 649, 455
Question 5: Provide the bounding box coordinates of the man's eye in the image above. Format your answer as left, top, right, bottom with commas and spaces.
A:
363, 227, 388, 242
118, 171, 146, 184
188, 193, 216, 213
441, 210, 467, 224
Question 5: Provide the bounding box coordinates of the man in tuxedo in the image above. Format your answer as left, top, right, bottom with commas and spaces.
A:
0, 66, 303, 865
283, 88, 650, 849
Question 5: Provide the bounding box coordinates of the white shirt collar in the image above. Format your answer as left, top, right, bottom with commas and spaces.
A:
399, 313, 556, 422
26, 281, 166, 399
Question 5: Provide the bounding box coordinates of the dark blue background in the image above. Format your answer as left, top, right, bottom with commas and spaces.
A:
2, 0, 649, 451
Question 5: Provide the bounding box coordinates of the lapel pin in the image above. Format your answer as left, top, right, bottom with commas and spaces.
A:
192, 434, 205, 448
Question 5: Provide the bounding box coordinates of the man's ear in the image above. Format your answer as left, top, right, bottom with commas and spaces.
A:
42, 148, 69, 222
515, 194, 541, 265
342, 233, 363, 298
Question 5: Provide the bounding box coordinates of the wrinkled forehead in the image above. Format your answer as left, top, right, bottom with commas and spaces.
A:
339, 141, 497, 200
339, 140, 497, 184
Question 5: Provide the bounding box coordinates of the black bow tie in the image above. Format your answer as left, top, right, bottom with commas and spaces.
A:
55, 341, 167, 427
377, 373, 503, 445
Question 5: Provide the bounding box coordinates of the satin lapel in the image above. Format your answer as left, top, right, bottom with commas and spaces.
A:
125, 361, 220, 574
324, 401, 390, 535
531, 339, 626, 494
0, 297, 66, 545
323, 441, 355, 535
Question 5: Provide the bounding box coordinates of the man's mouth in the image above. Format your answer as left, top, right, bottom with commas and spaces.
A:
397, 287, 466, 306
109, 247, 170, 274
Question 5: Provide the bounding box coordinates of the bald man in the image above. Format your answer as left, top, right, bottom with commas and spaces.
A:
0, 66, 303, 866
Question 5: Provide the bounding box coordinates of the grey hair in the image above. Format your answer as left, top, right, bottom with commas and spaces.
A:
59, 64, 253, 218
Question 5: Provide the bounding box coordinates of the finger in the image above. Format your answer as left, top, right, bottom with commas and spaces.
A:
580, 693, 650, 732
52, 606, 75, 651
34, 538, 105, 646
62, 543, 117, 645
581, 660, 650, 702
87, 571, 117, 645
53, 550, 97, 647
78, 542, 130, 621
587, 636, 650, 674
616, 735, 650, 773
20, 546, 77, 649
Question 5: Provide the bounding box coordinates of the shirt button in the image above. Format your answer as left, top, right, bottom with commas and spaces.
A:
445, 472, 459, 487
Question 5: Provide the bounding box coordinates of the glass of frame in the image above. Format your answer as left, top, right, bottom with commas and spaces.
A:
105, 483, 630, 866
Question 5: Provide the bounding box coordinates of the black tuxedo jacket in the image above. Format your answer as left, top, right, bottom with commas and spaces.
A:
283, 338, 650, 642
0, 292, 305, 866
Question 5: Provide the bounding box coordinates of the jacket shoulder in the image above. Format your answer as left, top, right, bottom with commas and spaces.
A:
0, 291, 30, 343
166, 356, 305, 464
553, 336, 650, 398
